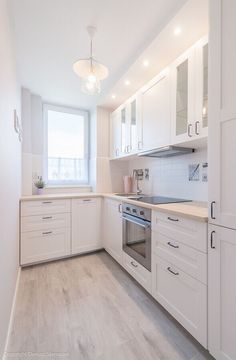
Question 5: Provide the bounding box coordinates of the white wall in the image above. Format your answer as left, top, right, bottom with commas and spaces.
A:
128, 147, 208, 201
0, 0, 21, 356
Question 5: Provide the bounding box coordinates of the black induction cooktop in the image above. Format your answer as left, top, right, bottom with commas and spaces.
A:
132, 196, 192, 205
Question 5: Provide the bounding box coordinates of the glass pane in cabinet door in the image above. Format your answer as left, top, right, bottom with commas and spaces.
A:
121, 107, 126, 153
130, 100, 137, 150
202, 44, 208, 128
176, 59, 188, 136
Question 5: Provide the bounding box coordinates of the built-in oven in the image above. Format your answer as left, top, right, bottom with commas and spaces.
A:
122, 203, 151, 271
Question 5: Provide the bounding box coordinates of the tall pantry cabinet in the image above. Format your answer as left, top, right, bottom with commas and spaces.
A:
208, 1, 236, 359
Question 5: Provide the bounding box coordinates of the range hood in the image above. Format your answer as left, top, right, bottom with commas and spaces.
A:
138, 145, 194, 158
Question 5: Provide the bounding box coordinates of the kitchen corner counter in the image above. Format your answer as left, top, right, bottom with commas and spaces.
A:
20, 192, 208, 222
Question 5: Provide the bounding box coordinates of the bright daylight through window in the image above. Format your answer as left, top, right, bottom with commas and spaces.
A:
44, 105, 89, 185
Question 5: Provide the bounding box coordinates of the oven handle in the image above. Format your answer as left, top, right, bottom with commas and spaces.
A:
122, 215, 150, 229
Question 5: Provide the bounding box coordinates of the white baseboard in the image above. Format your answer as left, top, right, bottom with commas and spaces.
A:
3, 267, 21, 360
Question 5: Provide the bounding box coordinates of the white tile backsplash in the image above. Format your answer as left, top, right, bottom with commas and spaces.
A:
128, 147, 208, 201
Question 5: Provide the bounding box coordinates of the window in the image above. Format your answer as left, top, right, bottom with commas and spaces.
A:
44, 104, 89, 185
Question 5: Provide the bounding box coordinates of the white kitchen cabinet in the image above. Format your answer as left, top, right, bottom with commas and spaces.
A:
171, 38, 208, 144
141, 70, 171, 150
72, 198, 102, 254
103, 198, 123, 265
152, 254, 207, 348
123, 252, 151, 293
110, 94, 142, 158
21, 228, 71, 265
208, 0, 236, 230
110, 109, 121, 157
208, 224, 236, 360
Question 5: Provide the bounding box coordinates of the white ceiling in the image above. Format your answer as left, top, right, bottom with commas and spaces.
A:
8, 0, 189, 111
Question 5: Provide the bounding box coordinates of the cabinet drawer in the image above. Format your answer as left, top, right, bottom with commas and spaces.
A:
152, 211, 207, 252
21, 213, 70, 233
152, 231, 207, 284
152, 254, 207, 348
21, 199, 71, 216
122, 252, 151, 293
21, 228, 71, 265
72, 197, 100, 205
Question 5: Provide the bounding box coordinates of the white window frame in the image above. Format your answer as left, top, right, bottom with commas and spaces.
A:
43, 104, 89, 186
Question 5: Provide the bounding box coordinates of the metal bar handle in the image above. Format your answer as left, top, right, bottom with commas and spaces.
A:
131, 261, 138, 268
42, 201, 52, 204
167, 267, 179, 276
167, 216, 179, 222
188, 124, 192, 137
211, 201, 216, 219
83, 199, 92, 202
195, 121, 200, 135
210, 231, 216, 249
42, 231, 52, 235
42, 216, 52, 220
122, 215, 150, 229
167, 241, 179, 249
118, 204, 122, 213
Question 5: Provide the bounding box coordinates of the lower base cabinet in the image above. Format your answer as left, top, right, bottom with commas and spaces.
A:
103, 198, 123, 265
123, 252, 151, 293
21, 228, 71, 265
152, 254, 207, 348
72, 198, 102, 254
208, 224, 236, 360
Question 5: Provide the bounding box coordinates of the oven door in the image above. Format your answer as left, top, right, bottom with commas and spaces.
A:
122, 213, 151, 271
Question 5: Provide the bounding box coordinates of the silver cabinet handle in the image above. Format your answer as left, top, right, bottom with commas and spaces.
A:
138, 141, 143, 150
83, 199, 92, 202
42, 201, 52, 204
195, 121, 200, 135
167, 216, 179, 222
167, 241, 179, 249
42, 231, 52, 235
211, 201, 216, 220
188, 124, 192, 137
118, 204, 122, 213
131, 261, 138, 268
167, 267, 179, 276
42, 216, 52, 220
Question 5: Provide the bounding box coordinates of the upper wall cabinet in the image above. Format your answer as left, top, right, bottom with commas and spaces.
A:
141, 71, 170, 151
110, 94, 142, 158
171, 37, 208, 144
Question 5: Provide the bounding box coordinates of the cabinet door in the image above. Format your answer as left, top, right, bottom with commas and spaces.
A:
142, 72, 171, 150
127, 95, 143, 153
110, 110, 121, 158
72, 198, 102, 254
152, 254, 207, 347
171, 48, 195, 143
209, 0, 236, 229
208, 225, 236, 360
103, 199, 122, 265
195, 37, 208, 138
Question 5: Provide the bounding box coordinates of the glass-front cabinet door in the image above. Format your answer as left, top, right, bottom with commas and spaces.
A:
195, 37, 208, 138
121, 106, 128, 154
171, 47, 195, 143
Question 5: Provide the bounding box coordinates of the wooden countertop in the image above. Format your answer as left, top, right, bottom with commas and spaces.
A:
20, 193, 208, 222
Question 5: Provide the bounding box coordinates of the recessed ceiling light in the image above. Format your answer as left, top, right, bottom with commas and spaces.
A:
174, 26, 182, 36
143, 60, 149, 67
125, 80, 130, 86
111, 94, 116, 99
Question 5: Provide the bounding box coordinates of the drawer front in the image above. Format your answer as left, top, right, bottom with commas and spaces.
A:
21, 213, 70, 233
152, 254, 207, 348
21, 199, 71, 216
122, 252, 151, 293
152, 211, 207, 252
73, 197, 100, 205
152, 231, 207, 284
21, 228, 71, 265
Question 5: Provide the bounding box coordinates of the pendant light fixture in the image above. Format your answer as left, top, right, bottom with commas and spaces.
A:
73, 26, 109, 95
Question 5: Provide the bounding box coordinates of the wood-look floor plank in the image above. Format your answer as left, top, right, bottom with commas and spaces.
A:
6, 251, 214, 360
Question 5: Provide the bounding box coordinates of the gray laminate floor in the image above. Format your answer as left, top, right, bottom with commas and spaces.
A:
6, 251, 214, 360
